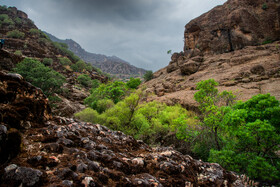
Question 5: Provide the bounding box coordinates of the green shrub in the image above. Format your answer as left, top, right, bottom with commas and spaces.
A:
42, 58, 53, 66
53, 42, 80, 62
91, 79, 100, 89
74, 107, 100, 124
96, 99, 114, 113
7, 30, 25, 39
71, 60, 87, 72
58, 57, 72, 66
29, 28, 42, 36
77, 74, 92, 87
14, 50, 22, 56
143, 71, 153, 82
262, 3, 268, 10
14, 58, 66, 96
126, 77, 141, 89
14, 17, 22, 24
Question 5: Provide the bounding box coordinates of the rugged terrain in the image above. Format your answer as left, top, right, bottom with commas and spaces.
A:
0, 6, 108, 117
46, 32, 147, 80
144, 0, 280, 111
0, 71, 250, 186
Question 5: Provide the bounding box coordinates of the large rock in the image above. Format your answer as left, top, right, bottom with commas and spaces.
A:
184, 0, 280, 55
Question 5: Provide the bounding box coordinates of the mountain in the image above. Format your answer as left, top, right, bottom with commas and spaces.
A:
0, 6, 108, 117
45, 32, 147, 80
143, 0, 280, 112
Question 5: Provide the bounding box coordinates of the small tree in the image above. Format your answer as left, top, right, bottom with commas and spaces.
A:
143, 71, 153, 82
126, 77, 141, 89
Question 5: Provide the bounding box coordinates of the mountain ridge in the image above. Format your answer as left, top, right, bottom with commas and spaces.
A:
45, 32, 147, 80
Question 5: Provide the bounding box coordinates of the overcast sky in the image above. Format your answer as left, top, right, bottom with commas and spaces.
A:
2, 0, 226, 71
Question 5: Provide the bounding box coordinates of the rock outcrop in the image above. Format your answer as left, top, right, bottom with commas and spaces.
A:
144, 0, 280, 112
0, 71, 248, 186
184, 0, 280, 54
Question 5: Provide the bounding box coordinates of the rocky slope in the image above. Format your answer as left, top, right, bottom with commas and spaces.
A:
0, 6, 108, 117
0, 71, 250, 186
45, 32, 147, 80
144, 0, 280, 112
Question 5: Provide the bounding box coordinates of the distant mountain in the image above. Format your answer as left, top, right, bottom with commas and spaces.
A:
45, 32, 147, 79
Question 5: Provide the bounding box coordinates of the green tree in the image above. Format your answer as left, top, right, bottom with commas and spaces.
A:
71, 60, 87, 72
14, 58, 66, 96
143, 71, 153, 82
126, 77, 141, 89
209, 94, 280, 183
77, 74, 92, 87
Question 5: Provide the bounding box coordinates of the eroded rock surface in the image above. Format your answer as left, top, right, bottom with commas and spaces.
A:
0, 71, 247, 186
184, 0, 280, 54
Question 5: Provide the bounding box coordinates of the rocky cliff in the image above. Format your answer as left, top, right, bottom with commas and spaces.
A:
143, 0, 280, 112
45, 32, 147, 80
0, 6, 108, 117
0, 71, 249, 186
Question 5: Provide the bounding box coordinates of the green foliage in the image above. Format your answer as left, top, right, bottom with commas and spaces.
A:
77, 74, 92, 87
71, 60, 87, 72
74, 108, 100, 124
14, 17, 22, 25
29, 28, 42, 36
91, 79, 100, 89
6, 29, 25, 39
0, 14, 14, 27
42, 58, 53, 66
53, 42, 80, 62
58, 57, 72, 66
85, 81, 127, 110
13, 58, 66, 96
14, 50, 22, 56
207, 93, 280, 183
143, 71, 153, 82
80, 91, 195, 145
167, 49, 172, 54
262, 3, 268, 10
96, 99, 114, 113
126, 77, 141, 89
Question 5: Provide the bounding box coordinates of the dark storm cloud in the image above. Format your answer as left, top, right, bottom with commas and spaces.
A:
2, 0, 227, 71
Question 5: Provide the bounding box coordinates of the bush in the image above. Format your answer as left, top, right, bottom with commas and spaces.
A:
143, 71, 153, 82
14, 58, 66, 96
42, 58, 53, 66
53, 42, 80, 62
74, 108, 100, 124
77, 74, 92, 87
14, 50, 22, 56
96, 99, 114, 113
58, 57, 72, 66
71, 60, 87, 72
7, 30, 25, 39
29, 28, 42, 36
126, 77, 141, 89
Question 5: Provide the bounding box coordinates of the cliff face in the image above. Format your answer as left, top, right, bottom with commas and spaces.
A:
45, 32, 147, 80
143, 0, 280, 112
184, 0, 280, 54
0, 71, 249, 186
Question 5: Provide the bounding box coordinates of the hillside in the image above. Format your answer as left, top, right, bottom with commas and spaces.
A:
143, 0, 280, 112
0, 6, 108, 117
45, 32, 147, 80
0, 71, 249, 186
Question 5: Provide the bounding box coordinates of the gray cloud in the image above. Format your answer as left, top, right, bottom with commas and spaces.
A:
2, 0, 227, 71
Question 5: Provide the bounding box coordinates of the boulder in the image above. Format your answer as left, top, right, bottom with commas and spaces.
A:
180, 61, 200, 75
